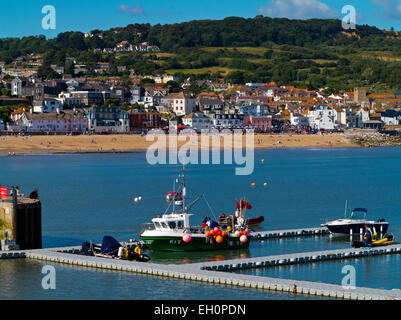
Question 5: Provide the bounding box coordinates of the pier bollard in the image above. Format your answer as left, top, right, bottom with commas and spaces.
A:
323, 290, 331, 297
302, 287, 309, 295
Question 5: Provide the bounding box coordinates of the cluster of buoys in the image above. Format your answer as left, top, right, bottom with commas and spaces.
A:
232, 229, 249, 243
205, 227, 227, 243
134, 196, 142, 202
204, 227, 249, 244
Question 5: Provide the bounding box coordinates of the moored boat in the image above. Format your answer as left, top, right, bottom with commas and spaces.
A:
81, 236, 151, 262
246, 216, 264, 226
140, 166, 251, 252
322, 207, 389, 235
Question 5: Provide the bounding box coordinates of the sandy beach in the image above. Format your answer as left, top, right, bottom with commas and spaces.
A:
0, 133, 356, 155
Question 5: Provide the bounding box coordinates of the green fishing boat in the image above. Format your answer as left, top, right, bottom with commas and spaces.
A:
140, 166, 251, 252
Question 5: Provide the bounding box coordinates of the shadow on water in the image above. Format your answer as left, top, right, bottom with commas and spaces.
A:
149, 248, 251, 264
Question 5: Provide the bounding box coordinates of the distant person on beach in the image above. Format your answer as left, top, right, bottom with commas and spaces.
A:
15, 186, 21, 196
29, 189, 39, 200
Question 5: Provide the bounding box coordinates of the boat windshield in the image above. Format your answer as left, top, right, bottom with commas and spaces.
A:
350, 208, 367, 220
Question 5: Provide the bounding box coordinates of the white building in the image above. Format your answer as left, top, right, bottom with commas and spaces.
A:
182, 112, 213, 131
381, 110, 401, 126
335, 108, 359, 128
171, 92, 196, 116
33, 98, 63, 113
307, 105, 336, 130
290, 112, 309, 127
17, 109, 88, 132
356, 108, 370, 128
209, 114, 243, 129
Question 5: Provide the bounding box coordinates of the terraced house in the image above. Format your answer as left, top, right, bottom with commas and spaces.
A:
17, 108, 88, 132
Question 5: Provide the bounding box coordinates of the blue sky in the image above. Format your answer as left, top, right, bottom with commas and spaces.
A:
1, 0, 401, 39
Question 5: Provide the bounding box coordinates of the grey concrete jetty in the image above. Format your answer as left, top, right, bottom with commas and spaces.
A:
3, 241, 401, 300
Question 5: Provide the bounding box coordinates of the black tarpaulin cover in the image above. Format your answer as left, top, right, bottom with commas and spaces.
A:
100, 236, 121, 255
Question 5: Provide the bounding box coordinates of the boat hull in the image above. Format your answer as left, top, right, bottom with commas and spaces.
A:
140, 235, 250, 252
247, 216, 264, 226
325, 222, 389, 235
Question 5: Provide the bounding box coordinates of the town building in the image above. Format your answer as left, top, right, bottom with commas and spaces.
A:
198, 97, 224, 114
243, 115, 272, 131
208, 113, 243, 129
33, 98, 63, 113
171, 92, 196, 116
129, 109, 162, 131
86, 106, 129, 133
307, 105, 336, 130
57, 90, 108, 107
17, 108, 88, 132
182, 112, 213, 131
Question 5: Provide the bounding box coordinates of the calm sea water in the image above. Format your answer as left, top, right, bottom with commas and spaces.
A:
1, 147, 401, 299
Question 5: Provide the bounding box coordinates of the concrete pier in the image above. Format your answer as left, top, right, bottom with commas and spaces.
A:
0, 195, 42, 250
1, 241, 399, 300
2, 225, 400, 300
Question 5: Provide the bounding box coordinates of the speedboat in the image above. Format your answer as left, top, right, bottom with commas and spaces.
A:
322, 207, 389, 235
140, 166, 251, 252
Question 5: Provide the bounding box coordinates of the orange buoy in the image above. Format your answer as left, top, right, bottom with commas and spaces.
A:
216, 235, 223, 243
251, 183, 256, 187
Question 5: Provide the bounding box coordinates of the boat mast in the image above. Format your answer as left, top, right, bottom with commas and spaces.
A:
344, 200, 348, 218
172, 178, 176, 213
181, 163, 186, 214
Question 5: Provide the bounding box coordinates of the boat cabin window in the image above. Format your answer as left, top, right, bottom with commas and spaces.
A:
177, 220, 184, 229
168, 221, 177, 229
160, 222, 168, 229
154, 222, 161, 229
